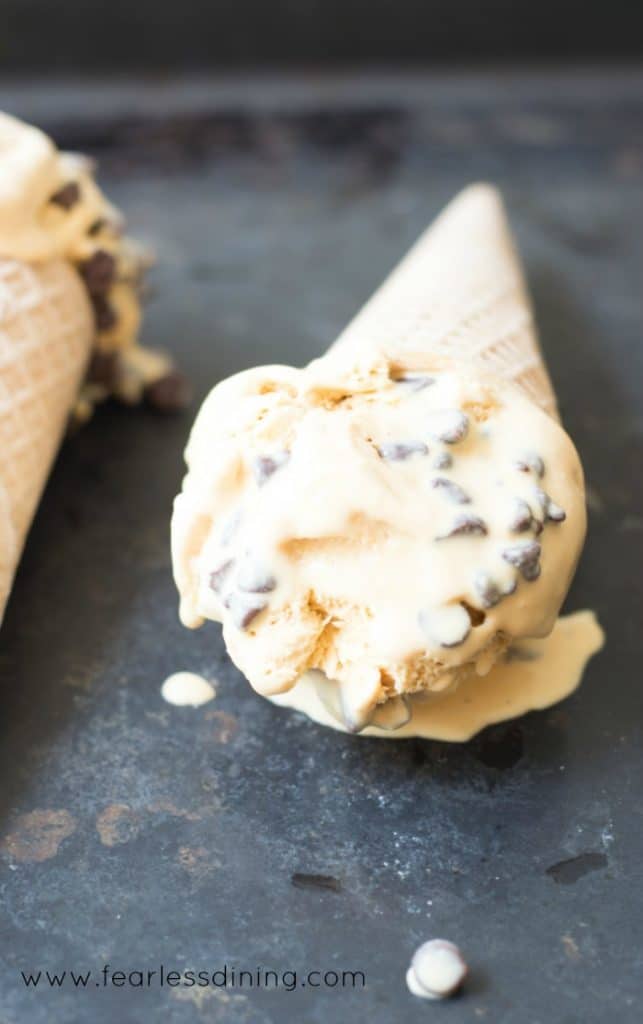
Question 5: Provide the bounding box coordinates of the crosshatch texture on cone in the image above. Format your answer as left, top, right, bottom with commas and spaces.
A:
0, 258, 93, 616
331, 184, 558, 419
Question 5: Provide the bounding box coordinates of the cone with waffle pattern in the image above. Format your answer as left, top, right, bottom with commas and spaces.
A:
0, 259, 93, 618
331, 184, 559, 419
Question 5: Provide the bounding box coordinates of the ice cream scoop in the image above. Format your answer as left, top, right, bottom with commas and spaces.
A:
172, 350, 585, 730
172, 185, 593, 735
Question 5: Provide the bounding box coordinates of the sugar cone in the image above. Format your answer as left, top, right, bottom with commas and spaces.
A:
331, 184, 558, 419
0, 258, 94, 620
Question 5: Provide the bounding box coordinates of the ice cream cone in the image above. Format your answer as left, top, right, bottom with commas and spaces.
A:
331, 184, 558, 419
0, 257, 93, 619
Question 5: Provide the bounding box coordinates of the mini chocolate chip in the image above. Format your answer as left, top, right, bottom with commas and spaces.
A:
515, 453, 545, 478
534, 487, 567, 524
237, 562, 277, 594
79, 250, 117, 296
522, 560, 542, 582
502, 540, 541, 567
88, 218, 106, 236
393, 373, 435, 392
508, 498, 533, 533
50, 181, 81, 210
224, 592, 267, 630
473, 571, 503, 608
438, 514, 488, 539
545, 497, 566, 522
376, 440, 428, 462
431, 477, 471, 504
92, 294, 118, 331
209, 559, 234, 593
433, 452, 453, 470
502, 540, 541, 580
427, 410, 469, 444
252, 450, 290, 485
145, 370, 192, 413
86, 350, 119, 389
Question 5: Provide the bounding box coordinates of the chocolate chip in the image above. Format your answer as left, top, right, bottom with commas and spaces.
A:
534, 487, 567, 524
237, 562, 277, 594
79, 250, 117, 296
86, 350, 119, 389
145, 370, 192, 413
92, 294, 118, 331
252, 450, 290, 485
431, 477, 471, 504
438, 514, 488, 539
376, 441, 428, 462
49, 181, 81, 210
433, 452, 453, 470
410, 940, 468, 1000
546, 500, 566, 523
508, 498, 533, 533
393, 373, 435, 392
224, 592, 267, 630
209, 559, 234, 593
427, 410, 469, 444
473, 571, 502, 608
522, 560, 542, 582
473, 571, 517, 607
515, 453, 545, 478
502, 540, 541, 580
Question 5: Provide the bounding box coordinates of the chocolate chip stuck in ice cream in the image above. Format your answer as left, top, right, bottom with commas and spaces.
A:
172, 352, 586, 713
426, 409, 469, 444
49, 181, 81, 210
252, 451, 291, 486
431, 477, 471, 504
376, 440, 428, 462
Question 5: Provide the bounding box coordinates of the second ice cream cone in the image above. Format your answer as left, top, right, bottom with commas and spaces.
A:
0, 258, 93, 618
331, 184, 558, 419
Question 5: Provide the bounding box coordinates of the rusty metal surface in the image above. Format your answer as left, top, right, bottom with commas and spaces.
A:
0, 73, 642, 1023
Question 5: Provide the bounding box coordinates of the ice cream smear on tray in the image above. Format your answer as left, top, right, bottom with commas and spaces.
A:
0, 111, 188, 419
171, 185, 603, 738
161, 672, 216, 707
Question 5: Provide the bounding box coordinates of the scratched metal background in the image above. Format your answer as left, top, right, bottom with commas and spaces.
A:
0, 72, 641, 1023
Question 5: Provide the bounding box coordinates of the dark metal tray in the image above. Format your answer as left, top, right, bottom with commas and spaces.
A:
1, 72, 641, 1023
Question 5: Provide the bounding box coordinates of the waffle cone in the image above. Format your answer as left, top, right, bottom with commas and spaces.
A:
331, 184, 558, 419
0, 258, 93, 620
